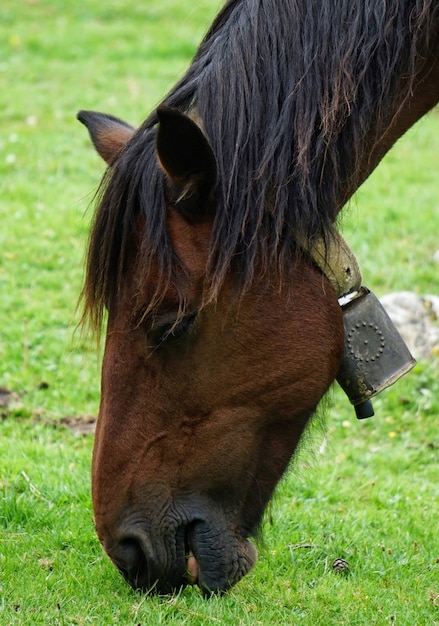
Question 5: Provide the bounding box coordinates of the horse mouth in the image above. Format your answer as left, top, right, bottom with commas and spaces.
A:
185, 551, 199, 585
182, 520, 258, 595
184, 524, 199, 586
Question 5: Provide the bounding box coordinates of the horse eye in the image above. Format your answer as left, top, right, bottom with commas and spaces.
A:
153, 313, 197, 346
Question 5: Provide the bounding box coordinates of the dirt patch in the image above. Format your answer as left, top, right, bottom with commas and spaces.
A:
58, 415, 96, 436
1, 386, 96, 435
0, 387, 21, 418
33, 413, 97, 436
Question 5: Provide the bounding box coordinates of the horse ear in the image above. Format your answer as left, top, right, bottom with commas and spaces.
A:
77, 110, 135, 164
156, 106, 217, 217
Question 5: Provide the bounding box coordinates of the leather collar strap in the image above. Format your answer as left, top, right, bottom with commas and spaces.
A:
309, 231, 362, 298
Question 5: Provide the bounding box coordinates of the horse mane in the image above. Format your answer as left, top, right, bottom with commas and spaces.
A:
83, 0, 439, 330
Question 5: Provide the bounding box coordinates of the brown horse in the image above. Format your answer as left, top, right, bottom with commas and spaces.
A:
78, 0, 439, 595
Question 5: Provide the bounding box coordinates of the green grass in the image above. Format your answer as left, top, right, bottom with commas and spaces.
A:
1, 0, 439, 624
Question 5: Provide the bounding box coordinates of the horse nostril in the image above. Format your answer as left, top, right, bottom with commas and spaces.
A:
114, 538, 150, 590
110, 528, 191, 594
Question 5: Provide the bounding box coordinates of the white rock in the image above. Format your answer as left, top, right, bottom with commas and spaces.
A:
380, 291, 439, 360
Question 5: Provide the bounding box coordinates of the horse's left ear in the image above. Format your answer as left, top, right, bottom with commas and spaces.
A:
77, 110, 135, 165
156, 106, 217, 218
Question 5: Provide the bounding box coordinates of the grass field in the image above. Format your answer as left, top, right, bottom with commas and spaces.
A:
1, 1, 438, 624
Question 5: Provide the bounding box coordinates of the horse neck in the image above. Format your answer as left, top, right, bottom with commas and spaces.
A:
347, 46, 439, 209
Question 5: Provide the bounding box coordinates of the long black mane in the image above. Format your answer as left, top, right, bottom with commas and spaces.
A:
83, 0, 439, 329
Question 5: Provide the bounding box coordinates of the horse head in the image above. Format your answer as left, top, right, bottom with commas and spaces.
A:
78, 107, 344, 594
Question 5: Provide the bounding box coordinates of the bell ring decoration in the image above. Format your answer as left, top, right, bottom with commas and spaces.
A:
336, 287, 416, 419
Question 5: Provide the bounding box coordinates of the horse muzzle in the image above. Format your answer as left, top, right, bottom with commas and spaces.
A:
105, 512, 257, 595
